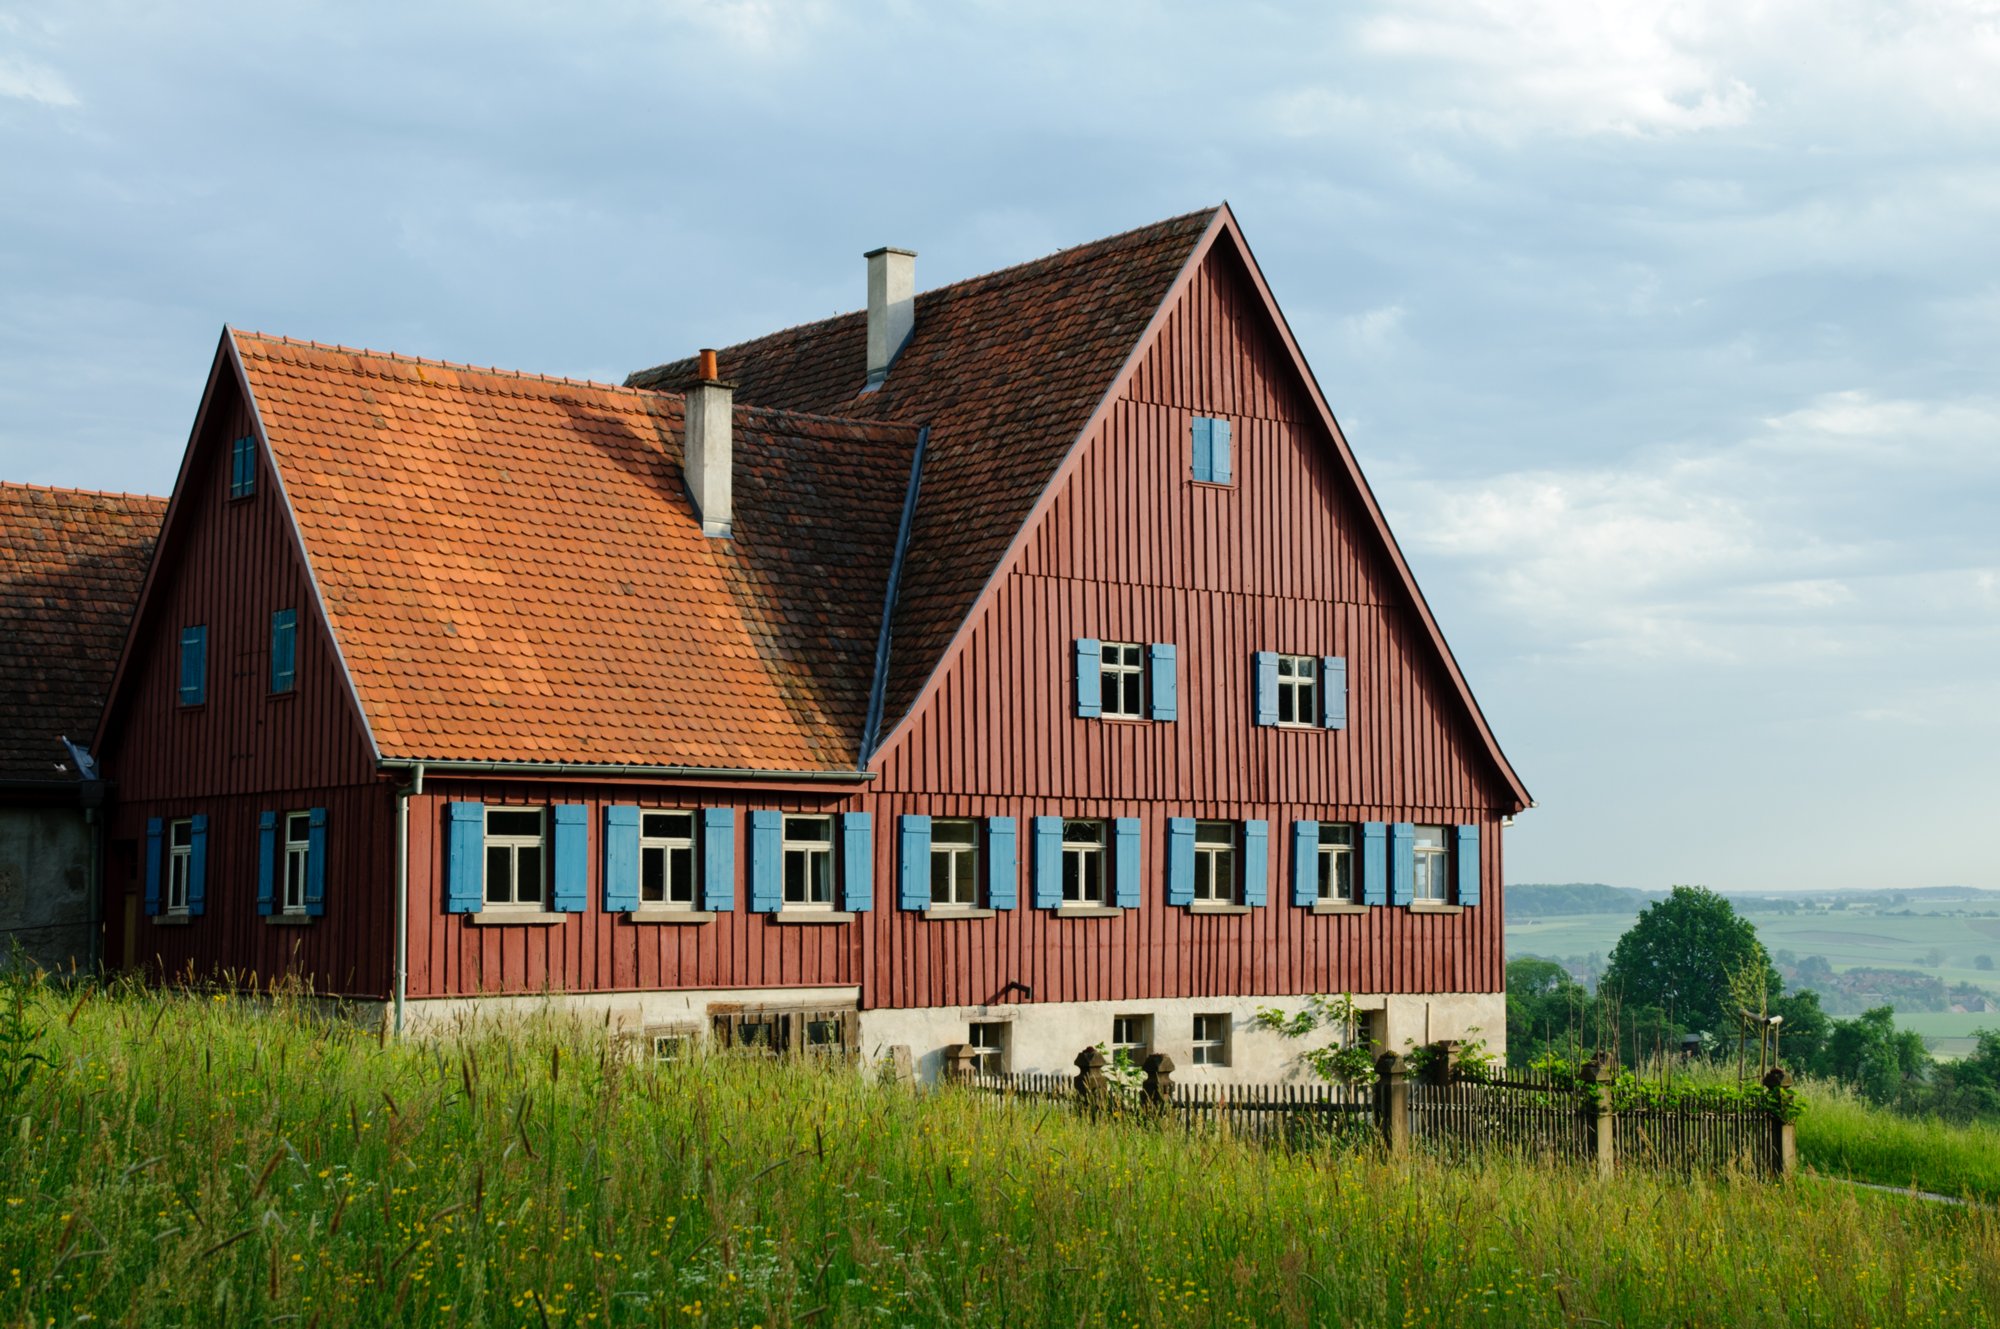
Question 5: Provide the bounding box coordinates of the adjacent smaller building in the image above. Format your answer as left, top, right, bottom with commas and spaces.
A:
0, 483, 164, 970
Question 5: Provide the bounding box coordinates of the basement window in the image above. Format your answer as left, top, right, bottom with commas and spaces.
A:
968, 1021, 1008, 1076
1192, 1014, 1231, 1067
1110, 1014, 1152, 1066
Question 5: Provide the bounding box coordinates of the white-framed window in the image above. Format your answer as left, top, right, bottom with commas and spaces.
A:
282, 811, 311, 915
802, 1015, 846, 1056
1317, 822, 1355, 903
1276, 654, 1318, 726
651, 1031, 693, 1063
1194, 821, 1237, 903
483, 808, 546, 907
783, 814, 835, 909
1100, 641, 1145, 718
1192, 1014, 1231, 1067
641, 811, 698, 907
931, 818, 980, 907
1111, 1014, 1152, 1064
968, 1021, 1008, 1075
166, 817, 194, 914
1062, 819, 1106, 904
1413, 824, 1451, 903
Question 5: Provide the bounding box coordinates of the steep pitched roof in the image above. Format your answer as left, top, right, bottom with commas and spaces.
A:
233, 333, 917, 772
0, 483, 165, 783
629, 208, 1220, 728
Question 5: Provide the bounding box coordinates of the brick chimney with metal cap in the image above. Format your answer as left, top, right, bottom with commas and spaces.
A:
684, 348, 733, 537
864, 247, 916, 390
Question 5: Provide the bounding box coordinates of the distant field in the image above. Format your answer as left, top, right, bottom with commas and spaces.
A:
1507, 898, 2000, 1056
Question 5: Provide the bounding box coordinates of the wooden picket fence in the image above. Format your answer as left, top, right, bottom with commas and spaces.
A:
965, 1053, 1795, 1178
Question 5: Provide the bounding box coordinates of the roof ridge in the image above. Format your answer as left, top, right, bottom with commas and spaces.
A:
629, 205, 1221, 386
734, 401, 919, 435
0, 479, 169, 506
233, 330, 672, 399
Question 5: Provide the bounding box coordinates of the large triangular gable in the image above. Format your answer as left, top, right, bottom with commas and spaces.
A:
870, 205, 1531, 812
93, 329, 382, 766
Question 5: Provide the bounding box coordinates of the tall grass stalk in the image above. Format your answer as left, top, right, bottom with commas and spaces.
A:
0, 975, 1993, 1326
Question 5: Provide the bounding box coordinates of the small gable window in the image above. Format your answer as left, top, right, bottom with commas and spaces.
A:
178, 626, 207, 707
1191, 417, 1233, 485
1099, 641, 1145, 718
270, 609, 297, 694
1075, 639, 1178, 722
1276, 654, 1317, 726
1254, 652, 1348, 729
229, 435, 257, 499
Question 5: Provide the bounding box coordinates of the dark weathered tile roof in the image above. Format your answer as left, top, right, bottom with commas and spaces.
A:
235, 333, 917, 771
629, 207, 1218, 731
0, 483, 165, 782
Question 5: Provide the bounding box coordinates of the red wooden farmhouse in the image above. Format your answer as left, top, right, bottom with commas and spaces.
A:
93, 206, 1530, 1079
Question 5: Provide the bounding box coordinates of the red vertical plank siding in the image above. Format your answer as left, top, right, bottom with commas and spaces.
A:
99, 374, 394, 996
868, 244, 1514, 1012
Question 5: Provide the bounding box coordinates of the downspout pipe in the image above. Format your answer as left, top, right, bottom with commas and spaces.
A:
394, 761, 422, 1036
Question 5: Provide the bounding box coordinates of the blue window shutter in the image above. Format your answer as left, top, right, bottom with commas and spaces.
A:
446, 803, 485, 913
1113, 817, 1142, 910
1390, 823, 1415, 907
144, 817, 163, 916
179, 626, 206, 705
987, 817, 1018, 910
1148, 643, 1177, 721
1074, 638, 1102, 718
550, 805, 588, 912
1166, 817, 1195, 907
1322, 656, 1347, 730
305, 807, 328, 916
230, 435, 256, 497
187, 814, 208, 915
1291, 821, 1318, 907
1456, 824, 1481, 906
270, 610, 297, 693
701, 808, 735, 911
1031, 817, 1063, 909
1212, 419, 1232, 484
749, 810, 782, 912
603, 806, 640, 913
1361, 822, 1388, 907
841, 812, 873, 912
257, 811, 277, 916
1191, 417, 1213, 483
1254, 651, 1279, 726
898, 815, 931, 911
1242, 820, 1268, 907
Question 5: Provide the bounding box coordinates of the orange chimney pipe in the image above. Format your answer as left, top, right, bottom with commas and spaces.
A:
697, 348, 719, 381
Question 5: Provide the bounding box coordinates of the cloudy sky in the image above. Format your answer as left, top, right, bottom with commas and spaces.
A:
3, 1, 1994, 892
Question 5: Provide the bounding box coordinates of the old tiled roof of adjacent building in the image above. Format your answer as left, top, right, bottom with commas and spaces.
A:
628, 207, 1219, 730
234, 334, 918, 771
0, 483, 165, 783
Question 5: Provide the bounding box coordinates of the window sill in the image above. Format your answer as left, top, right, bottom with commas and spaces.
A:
1055, 905, 1123, 919
1312, 901, 1370, 915
1190, 479, 1234, 490
469, 911, 565, 926
1095, 714, 1151, 723
1409, 903, 1465, 915
264, 913, 314, 926
773, 911, 856, 925
926, 907, 996, 921
1274, 721, 1320, 731
151, 914, 193, 926
268, 690, 297, 702
628, 909, 715, 925
1189, 902, 1252, 915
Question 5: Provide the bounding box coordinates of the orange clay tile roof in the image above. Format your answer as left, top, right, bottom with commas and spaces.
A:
234, 333, 918, 771
0, 483, 165, 782
629, 207, 1218, 732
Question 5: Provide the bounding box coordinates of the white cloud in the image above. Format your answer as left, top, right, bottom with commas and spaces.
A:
1341, 303, 1407, 354
0, 55, 78, 108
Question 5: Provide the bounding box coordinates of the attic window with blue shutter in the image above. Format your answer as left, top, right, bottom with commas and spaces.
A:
178, 626, 207, 707
1191, 417, 1233, 485
270, 609, 297, 694
1075, 639, 1178, 723
229, 435, 256, 499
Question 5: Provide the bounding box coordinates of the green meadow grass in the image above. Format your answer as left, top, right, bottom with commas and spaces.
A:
1793, 1077, 2000, 1202
2, 977, 1997, 1328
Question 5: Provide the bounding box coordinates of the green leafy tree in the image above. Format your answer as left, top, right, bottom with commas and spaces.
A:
1601, 886, 1777, 1038
1769, 988, 1829, 1068
1812, 1006, 1931, 1105
1505, 957, 1590, 1067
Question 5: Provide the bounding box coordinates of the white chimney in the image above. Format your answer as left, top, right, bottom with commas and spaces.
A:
684, 348, 732, 538
864, 246, 916, 389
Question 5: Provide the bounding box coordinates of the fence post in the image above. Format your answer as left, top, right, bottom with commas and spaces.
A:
1581, 1052, 1616, 1179
941, 1042, 980, 1086
1374, 1052, 1410, 1157
1074, 1046, 1109, 1115
1142, 1052, 1175, 1112
1762, 1067, 1796, 1179
1427, 1039, 1459, 1086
